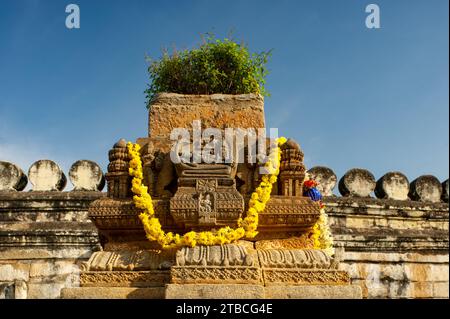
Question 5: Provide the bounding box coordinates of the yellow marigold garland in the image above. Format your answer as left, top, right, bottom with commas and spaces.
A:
304, 173, 335, 256
127, 137, 287, 249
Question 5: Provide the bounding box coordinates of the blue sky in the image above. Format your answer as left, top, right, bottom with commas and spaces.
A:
0, 0, 448, 190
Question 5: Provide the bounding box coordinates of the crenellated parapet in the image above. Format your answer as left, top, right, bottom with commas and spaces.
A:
0, 160, 106, 192
306, 165, 448, 203
306, 165, 449, 298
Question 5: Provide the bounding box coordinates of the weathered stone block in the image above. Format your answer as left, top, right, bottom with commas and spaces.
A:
0, 282, 15, 299
61, 287, 165, 299
338, 168, 376, 197
29, 260, 79, 278
0, 161, 27, 191
0, 263, 30, 282
403, 263, 449, 282
307, 166, 337, 196
433, 282, 449, 298
165, 283, 265, 299
27, 282, 67, 299
0, 280, 28, 299
264, 285, 362, 299
350, 278, 388, 298
69, 160, 105, 191
409, 175, 442, 203
375, 172, 409, 200
14, 280, 27, 299
442, 179, 449, 202
380, 264, 406, 281
394, 281, 434, 299
148, 93, 265, 138
28, 160, 67, 191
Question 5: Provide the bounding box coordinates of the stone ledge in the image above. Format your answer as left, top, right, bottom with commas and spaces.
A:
61, 284, 363, 299
0, 221, 100, 249
0, 191, 105, 211
0, 247, 96, 260
265, 285, 362, 299
61, 286, 165, 299
342, 251, 449, 263
324, 196, 449, 214
0, 190, 105, 199
331, 235, 448, 253
165, 283, 265, 299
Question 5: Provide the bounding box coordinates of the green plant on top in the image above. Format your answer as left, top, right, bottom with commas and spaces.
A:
145, 33, 271, 107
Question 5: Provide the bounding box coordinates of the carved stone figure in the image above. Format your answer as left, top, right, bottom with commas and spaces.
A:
154, 153, 176, 197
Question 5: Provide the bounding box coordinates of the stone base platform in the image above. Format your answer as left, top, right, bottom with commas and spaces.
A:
61, 284, 361, 299
60, 245, 361, 299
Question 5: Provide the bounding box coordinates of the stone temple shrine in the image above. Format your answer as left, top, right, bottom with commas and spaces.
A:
0, 93, 448, 299
64, 93, 361, 298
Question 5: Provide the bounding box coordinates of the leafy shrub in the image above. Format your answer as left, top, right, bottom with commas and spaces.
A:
145, 34, 271, 107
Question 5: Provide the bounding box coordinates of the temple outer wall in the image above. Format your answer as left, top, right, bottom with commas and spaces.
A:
0, 160, 448, 299
325, 197, 448, 298
0, 191, 447, 299
0, 192, 103, 299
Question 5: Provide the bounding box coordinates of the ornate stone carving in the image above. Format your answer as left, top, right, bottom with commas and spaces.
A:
257, 249, 336, 269
176, 163, 235, 178
89, 194, 322, 245
154, 153, 176, 197
140, 142, 156, 195
255, 235, 314, 250
81, 271, 170, 287
175, 244, 256, 267
136, 139, 177, 198
255, 196, 321, 238
88, 197, 182, 246
236, 162, 258, 195
170, 178, 244, 229
74, 94, 360, 297
81, 250, 174, 272
262, 269, 350, 285
170, 266, 262, 284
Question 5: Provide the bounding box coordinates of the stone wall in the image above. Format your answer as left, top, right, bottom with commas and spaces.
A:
0, 160, 448, 298
0, 160, 103, 299
309, 167, 449, 299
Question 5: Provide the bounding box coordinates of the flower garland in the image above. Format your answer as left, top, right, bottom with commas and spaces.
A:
127, 137, 287, 249
303, 175, 335, 256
